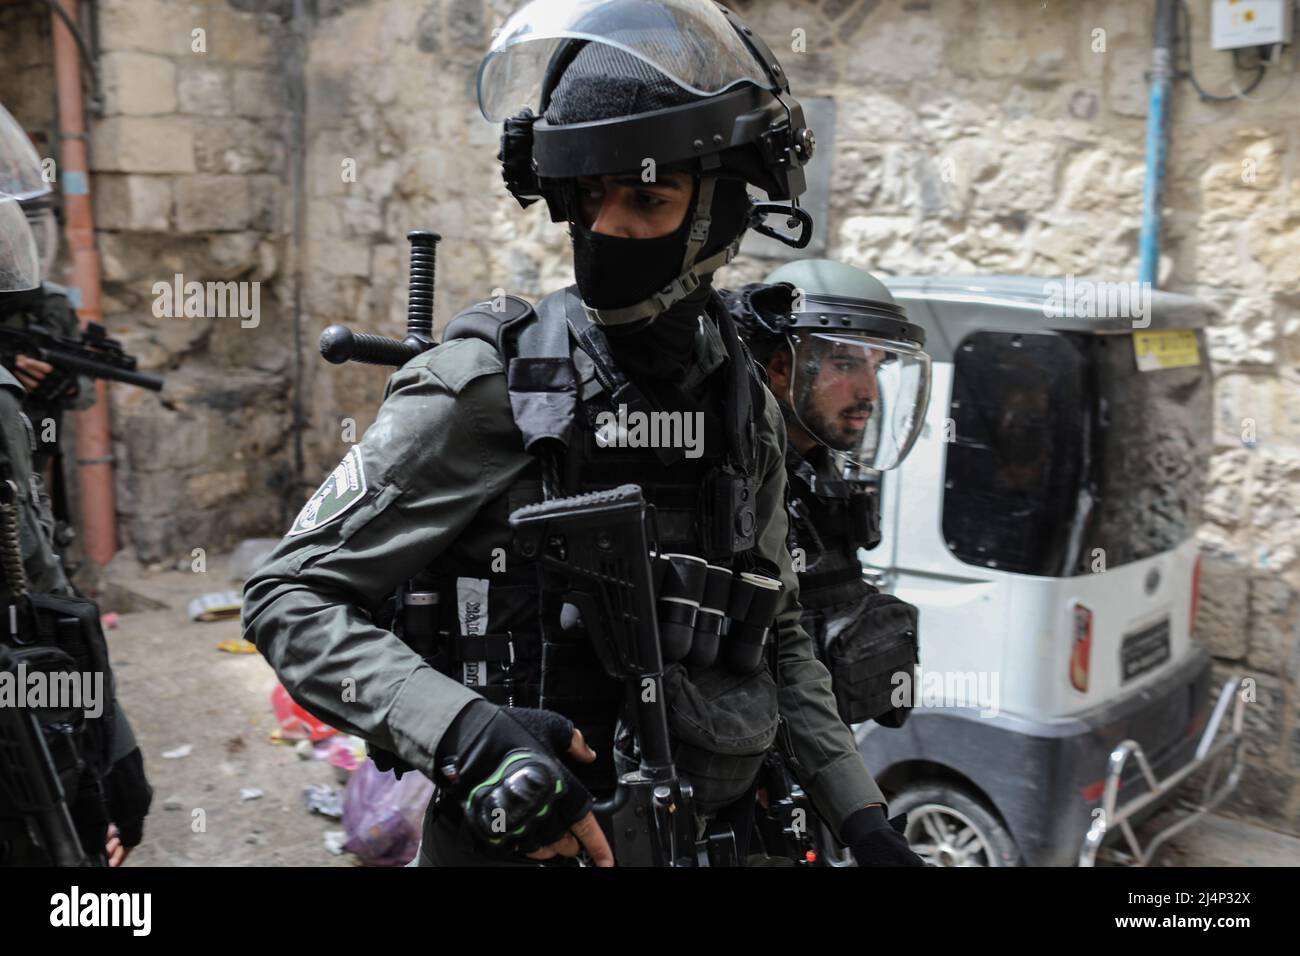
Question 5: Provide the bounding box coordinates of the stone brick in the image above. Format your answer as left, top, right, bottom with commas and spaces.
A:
446, 0, 485, 49
1247, 452, 1300, 568
307, 238, 372, 278
1219, 761, 1296, 831
1248, 576, 1299, 674
416, 2, 443, 54
93, 174, 173, 232
91, 117, 196, 174
1197, 556, 1249, 659
175, 175, 254, 233
1103, 38, 1150, 119
844, 14, 942, 87
1057, 145, 1145, 215
1206, 295, 1279, 367
1251, 214, 1300, 294
193, 118, 283, 175
840, 93, 921, 143
99, 0, 191, 56
232, 70, 282, 119
206, 232, 262, 278
177, 65, 233, 116
101, 51, 177, 116
192, 3, 278, 66
247, 175, 284, 234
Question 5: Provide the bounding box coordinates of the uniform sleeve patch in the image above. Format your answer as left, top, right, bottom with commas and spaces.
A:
289, 446, 368, 537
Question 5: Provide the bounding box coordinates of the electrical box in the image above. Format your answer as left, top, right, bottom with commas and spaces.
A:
1211, 0, 1294, 50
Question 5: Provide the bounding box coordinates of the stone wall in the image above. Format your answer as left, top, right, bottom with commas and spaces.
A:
4, 0, 1298, 834
88, 0, 296, 561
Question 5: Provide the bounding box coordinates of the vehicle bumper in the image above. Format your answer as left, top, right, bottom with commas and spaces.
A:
857, 643, 1245, 866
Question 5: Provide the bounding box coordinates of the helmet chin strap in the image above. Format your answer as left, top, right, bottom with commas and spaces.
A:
581, 174, 743, 327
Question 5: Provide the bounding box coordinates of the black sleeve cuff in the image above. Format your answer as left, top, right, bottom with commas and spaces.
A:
841, 804, 889, 846
104, 747, 153, 847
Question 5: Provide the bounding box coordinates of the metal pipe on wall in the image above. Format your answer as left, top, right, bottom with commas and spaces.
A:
51, 0, 117, 566
1138, 0, 1180, 287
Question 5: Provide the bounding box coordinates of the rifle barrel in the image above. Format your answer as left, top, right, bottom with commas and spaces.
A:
34, 346, 164, 392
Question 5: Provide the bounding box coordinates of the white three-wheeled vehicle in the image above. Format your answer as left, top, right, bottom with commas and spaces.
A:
857, 276, 1248, 867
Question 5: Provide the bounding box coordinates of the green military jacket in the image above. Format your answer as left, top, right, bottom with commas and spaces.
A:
1, 365, 139, 763
0, 365, 71, 595
242, 310, 885, 836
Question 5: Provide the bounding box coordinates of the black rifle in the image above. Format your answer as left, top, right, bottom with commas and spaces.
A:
0, 320, 164, 402
0, 476, 90, 867
509, 483, 713, 867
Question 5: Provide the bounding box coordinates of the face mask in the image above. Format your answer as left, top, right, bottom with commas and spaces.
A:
568, 177, 699, 312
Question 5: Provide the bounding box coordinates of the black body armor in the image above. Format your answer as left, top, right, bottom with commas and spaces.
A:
391, 287, 781, 808
784, 444, 918, 728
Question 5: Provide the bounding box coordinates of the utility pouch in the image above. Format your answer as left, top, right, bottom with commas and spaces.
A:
700, 467, 759, 559
662, 659, 779, 814
821, 591, 918, 726
848, 487, 882, 551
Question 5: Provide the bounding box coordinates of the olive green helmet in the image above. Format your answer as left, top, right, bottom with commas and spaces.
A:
738, 258, 931, 471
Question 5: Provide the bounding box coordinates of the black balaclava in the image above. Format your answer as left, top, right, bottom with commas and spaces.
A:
544, 41, 753, 383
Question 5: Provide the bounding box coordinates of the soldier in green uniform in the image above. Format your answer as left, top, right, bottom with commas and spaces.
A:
244, 0, 921, 867
727, 260, 931, 735
0, 154, 152, 865
0, 103, 94, 558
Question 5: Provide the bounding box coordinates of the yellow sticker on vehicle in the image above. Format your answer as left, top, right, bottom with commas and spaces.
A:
1132, 329, 1201, 372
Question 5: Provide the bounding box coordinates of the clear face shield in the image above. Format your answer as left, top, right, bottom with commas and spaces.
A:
0, 104, 48, 203
0, 196, 41, 294
785, 332, 930, 472
477, 0, 774, 120
1, 103, 54, 286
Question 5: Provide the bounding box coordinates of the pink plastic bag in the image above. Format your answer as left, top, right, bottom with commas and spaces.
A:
342, 759, 434, 866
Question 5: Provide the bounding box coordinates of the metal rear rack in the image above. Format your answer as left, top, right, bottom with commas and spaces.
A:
1078, 676, 1248, 867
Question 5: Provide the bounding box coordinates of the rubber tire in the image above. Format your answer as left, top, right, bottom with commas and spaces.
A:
887, 781, 1021, 867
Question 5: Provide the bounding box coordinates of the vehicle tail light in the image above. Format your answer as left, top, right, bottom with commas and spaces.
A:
1069, 602, 1092, 693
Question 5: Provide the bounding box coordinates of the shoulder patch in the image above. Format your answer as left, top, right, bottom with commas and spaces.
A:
289, 446, 367, 536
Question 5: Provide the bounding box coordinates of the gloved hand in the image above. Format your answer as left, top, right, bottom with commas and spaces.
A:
842, 804, 925, 867
103, 747, 151, 849
434, 701, 613, 865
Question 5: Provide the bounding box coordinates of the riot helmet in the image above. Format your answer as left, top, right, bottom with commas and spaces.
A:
0, 102, 55, 285
0, 104, 46, 295
735, 259, 931, 472
480, 0, 817, 327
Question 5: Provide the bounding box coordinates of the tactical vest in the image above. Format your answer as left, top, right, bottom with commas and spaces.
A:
783, 444, 918, 728
785, 443, 881, 613
397, 286, 776, 796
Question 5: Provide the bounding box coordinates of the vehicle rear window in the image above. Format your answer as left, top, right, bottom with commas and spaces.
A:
942, 330, 1210, 577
